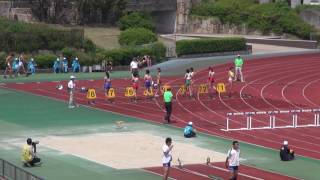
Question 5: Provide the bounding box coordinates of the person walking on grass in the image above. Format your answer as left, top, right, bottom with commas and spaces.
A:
226, 141, 240, 180
234, 54, 244, 82
163, 86, 173, 123
68, 75, 77, 108
163, 137, 173, 180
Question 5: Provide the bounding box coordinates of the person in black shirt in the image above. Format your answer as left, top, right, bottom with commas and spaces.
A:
280, 141, 295, 161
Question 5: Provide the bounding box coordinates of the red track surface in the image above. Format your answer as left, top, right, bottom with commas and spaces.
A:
2, 53, 320, 179
144, 162, 297, 180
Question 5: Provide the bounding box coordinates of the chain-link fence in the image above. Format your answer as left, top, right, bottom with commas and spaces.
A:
0, 159, 44, 180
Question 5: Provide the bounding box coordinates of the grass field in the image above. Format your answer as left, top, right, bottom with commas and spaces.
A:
84, 27, 121, 49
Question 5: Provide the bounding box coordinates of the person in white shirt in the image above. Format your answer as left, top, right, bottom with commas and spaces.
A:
225, 141, 240, 180
162, 137, 173, 180
68, 75, 77, 108
130, 58, 139, 77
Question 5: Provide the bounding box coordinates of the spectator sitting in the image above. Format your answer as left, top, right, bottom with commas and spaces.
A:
280, 141, 295, 161
62, 57, 68, 73
72, 57, 80, 73
53, 58, 61, 73
184, 121, 196, 138
27, 58, 36, 75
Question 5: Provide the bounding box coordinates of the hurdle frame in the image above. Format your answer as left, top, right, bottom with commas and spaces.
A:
221, 108, 320, 131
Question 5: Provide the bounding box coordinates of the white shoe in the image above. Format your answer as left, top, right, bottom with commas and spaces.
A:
68, 106, 75, 109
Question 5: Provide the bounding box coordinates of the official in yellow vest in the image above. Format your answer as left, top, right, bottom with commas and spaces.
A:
21, 138, 41, 167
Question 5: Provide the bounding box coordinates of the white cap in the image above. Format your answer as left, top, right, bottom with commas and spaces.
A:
57, 58, 60, 61
70, 75, 76, 79
75, 57, 78, 60
31, 58, 34, 61
237, 54, 240, 56
64, 57, 66, 60
188, 121, 193, 126
283, 141, 288, 145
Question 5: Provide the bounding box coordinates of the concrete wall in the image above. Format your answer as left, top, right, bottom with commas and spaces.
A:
0, 1, 10, 18
300, 9, 320, 29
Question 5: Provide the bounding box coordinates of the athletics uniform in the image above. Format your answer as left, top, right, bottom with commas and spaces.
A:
208, 70, 215, 84
144, 74, 152, 90
104, 77, 112, 92
228, 70, 234, 83
185, 72, 192, 86
227, 147, 240, 171
162, 144, 173, 167
132, 77, 139, 90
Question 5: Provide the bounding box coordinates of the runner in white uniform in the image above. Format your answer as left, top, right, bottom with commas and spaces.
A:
162, 137, 173, 180
225, 141, 240, 180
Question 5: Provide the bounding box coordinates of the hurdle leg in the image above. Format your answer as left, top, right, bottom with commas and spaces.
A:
272, 115, 275, 129
226, 117, 229, 131
249, 116, 252, 130
269, 115, 272, 128
246, 116, 251, 130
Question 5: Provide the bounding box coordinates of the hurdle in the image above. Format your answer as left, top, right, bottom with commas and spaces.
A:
221, 108, 320, 131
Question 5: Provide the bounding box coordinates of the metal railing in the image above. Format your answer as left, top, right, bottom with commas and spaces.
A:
0, 159, 44, 180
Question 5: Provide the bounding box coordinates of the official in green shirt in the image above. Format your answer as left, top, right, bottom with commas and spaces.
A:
234, 54, 244, 82
163, 87, 173, 123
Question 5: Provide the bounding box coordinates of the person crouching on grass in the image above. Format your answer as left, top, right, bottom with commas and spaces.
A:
184, 121, 196, 138
163, 137, 173, 180
280, 140, 295, 161
22, 138, 41, 167
226, 141, 240, 180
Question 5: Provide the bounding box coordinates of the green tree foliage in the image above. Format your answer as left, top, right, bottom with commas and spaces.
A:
118, 12, 155, 31
191, 0, 316, 39
119, 28, 157, 46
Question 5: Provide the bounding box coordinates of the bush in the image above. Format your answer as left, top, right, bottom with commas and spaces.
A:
176, 38, 247, 56
118, 12, 155, 31
62, 47, 76, 59
119, 28, 157, 46
101, 42, 166, 66
34, 53, 57, 68
0, 18, 91, 52
191, 0, 316, 39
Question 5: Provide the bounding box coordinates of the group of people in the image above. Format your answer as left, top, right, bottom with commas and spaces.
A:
3, 53, 36, 79
53, 57, 81, 73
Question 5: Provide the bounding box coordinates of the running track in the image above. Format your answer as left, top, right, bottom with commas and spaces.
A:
1, 53, 320, 179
